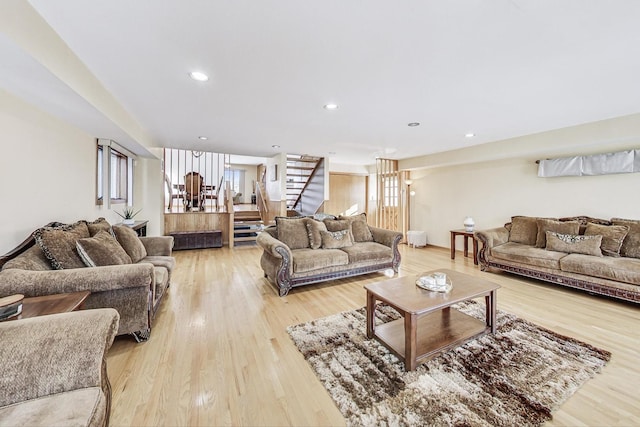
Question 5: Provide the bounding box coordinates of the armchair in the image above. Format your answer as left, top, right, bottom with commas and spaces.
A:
0, 308, 119, 426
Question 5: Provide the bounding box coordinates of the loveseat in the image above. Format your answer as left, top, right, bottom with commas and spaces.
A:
257, 214, 402, 296
0, 218, 175, 340
0, 309, 119, 426
475, 215, 640, 303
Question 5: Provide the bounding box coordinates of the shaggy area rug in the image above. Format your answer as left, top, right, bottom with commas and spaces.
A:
287, 301, 610, 427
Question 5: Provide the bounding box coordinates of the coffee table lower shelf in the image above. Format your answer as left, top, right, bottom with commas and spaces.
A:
373, 308, 489, 365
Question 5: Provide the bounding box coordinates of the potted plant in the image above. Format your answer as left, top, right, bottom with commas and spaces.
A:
115, 207, 142, 225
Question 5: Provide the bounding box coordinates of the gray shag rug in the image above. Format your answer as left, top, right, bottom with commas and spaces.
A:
287, 301, 610, 427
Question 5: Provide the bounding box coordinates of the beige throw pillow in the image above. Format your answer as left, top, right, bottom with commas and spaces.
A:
584, 223, 629, 257
320, 229, 354, 249
535, 219, 580, 248
545, 231, 603, 257
305, 219, 327, 250
86, 217, 112, 237
275, 216, 310, 250
33, 221, 91, 269
612, 218, 640, 259
338, 213, 374, 242
112, 225, 147, 263
508, 216, 539, 245
76, 230, 132, 267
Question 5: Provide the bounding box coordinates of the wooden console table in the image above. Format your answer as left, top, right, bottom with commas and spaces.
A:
115, 220, 148, 237
5, 291, 90, 321
450, 229, 478, 265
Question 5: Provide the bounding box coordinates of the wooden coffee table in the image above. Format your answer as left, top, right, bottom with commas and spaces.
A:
365, 269, 500, 370
6, 291, 90, 321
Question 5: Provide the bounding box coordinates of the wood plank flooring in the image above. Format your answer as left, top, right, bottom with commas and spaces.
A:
107, 244, 640, 426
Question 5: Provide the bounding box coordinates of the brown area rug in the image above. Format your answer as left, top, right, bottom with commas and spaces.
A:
287, 301, 610, 427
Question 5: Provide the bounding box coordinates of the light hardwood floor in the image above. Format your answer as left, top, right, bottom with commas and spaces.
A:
107, 244, 640, 426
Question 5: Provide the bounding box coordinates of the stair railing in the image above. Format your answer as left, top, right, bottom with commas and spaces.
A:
292, 157, 323, 212
256, 181, 269, 223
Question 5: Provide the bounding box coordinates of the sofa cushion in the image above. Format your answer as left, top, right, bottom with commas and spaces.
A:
33, 221, 90, 270
112, 225, 147, 263
545, 232, 603, 257
612, 218, 640, 259
560, 254, 640, 286
338, 213, 374, 242
305, 219, 327, 249
86, 217, 112, 237
1, 245, 52, 271
508, 216, 539, 245
291, 248, 349, 273
320, 229, 354, 249
0, 387, 106, 427
339, 242, 393, 263
491, 242, 568, 269
276, 217, 310, 250
535, 219, 580, 248
76, 231, 132, 267
584, 223, 629, 257
139, 255, 176, 275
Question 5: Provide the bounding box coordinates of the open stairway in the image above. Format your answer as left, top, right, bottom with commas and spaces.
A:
233, 209, 263, 244
286, 154, 323, 211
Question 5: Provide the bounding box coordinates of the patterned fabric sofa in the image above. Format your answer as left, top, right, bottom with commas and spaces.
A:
475, 215, 640, 303
0, 218, 175, 341
257, 214, 402, 296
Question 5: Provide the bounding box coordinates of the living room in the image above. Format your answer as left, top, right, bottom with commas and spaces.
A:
1, 2, 639, 426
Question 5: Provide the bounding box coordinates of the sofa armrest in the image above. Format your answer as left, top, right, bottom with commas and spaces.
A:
0, 263, 154, 298
474, 227, 509, 268
257, 232, 293, 260
369, 226, 403, 248
139, 236, 174, 256
0, 308, 119, 407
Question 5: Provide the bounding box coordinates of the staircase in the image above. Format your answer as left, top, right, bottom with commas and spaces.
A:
286, 154, 323, 210
233, 210, 263, 244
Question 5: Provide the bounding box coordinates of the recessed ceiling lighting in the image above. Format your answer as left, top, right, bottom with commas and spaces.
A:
323, 104, 339, 110
198, 136, 208, 140
189, 71, 209, 82
272, 145, 280, 149
408, 122, 420, 127
465, 133, 476, 138
328, 151, 336, 155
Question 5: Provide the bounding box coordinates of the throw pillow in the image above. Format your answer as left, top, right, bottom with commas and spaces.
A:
612, 218, 640, 259
508, 216, 539, 245
76, 230, 132, 267
320, 229, 354, 249
584, 223, 629, 257
545, 231, 603, 257
86, 217, 112, 237
305, 219, 327, 250
112, 225, 147, 263
535, 219, 580, 248
323, 219, 352, 233
33, 221, 91, 269
338, 213, 374, 242
275, 216, 310, 250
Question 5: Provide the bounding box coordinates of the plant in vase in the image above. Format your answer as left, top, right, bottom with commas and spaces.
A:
116, 207, 142, 225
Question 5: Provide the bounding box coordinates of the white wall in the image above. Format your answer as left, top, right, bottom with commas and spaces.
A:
0, 89, 160, 254
408, 147, 640, 248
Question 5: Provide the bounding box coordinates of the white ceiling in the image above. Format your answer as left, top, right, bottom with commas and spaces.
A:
9, 1, 640, 165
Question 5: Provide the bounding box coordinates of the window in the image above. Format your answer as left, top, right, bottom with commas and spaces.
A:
97, 140, 134, 206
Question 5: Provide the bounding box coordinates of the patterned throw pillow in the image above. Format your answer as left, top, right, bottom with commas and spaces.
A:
320, 229, 354, 249
545, 231, 603, 257
112, 225, 147, 263
76, 230, 132, 267
33, 221, 91, 269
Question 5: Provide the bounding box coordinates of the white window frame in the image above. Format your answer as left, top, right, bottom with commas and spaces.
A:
96, 139, 135, 208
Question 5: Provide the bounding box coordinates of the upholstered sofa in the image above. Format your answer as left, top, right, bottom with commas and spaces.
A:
0, 308, 119, 426
475, 215, 640, 303
0, 218, 175, 341
257, 214, 402, 296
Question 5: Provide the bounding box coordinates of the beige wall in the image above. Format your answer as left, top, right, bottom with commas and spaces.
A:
407, 146, 640, 249
0, 89, 162, 254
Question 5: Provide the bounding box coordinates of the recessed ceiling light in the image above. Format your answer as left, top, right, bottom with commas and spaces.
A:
189, 71, 209, 82
272, 145, 280, 149
465, 133, 476, 138
328, 151, 336, 155
324, 104, 339, 110
408, 122, 420, 127
198, 136, 208, 140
